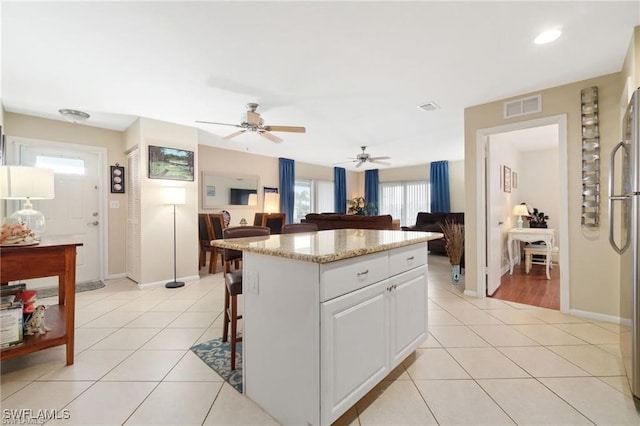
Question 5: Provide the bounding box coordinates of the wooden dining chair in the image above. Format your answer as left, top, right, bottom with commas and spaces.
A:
206, 213, 225, 274
222, 225, 271, 370
198, 214, 214, 270
261, 213, 286, 234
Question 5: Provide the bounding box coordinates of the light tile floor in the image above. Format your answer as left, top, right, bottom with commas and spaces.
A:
2, 255, 639, 425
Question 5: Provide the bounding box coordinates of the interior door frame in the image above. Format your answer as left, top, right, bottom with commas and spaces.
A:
11, 136, 109, 282
474, 114, 570, 313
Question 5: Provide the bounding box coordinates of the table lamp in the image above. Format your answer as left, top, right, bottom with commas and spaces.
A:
165, 186, 186, 289
512, 204, 529, 229
247, 193, 258, 207
264, 192, 280, 214
0, 165, 55, 238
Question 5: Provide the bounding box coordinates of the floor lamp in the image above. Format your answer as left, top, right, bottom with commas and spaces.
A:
165, 187, 186, 289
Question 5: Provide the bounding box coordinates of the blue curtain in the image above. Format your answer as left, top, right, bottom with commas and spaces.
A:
279, 158, 295, 224
364, 169, 379, 215
430, 161, 451, 213
334, 167, 347, 214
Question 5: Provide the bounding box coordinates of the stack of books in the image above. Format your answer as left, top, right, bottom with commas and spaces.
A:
1, 283, 28, 349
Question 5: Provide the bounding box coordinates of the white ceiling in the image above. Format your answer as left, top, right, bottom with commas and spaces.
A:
2, 1, 638, 170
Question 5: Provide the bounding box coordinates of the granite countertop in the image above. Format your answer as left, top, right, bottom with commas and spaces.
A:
211, 229, 444, 264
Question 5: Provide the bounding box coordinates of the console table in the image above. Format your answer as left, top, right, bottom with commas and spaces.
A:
507, 228, 555, 279
0, 237, 82, 365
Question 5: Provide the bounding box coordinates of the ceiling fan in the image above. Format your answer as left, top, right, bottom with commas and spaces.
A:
335, 146, 391, 168
196, 103, 306, 143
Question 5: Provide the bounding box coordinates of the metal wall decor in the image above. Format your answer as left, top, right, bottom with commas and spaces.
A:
110, 164, 125, 193
581, 86, 599, 228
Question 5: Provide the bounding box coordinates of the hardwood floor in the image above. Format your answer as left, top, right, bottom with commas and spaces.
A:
491, 261, 560, 310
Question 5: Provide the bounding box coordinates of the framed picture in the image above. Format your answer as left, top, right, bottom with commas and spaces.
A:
512, 171, 518, 189
148, 145, 194, 181
503, 165, 511, 193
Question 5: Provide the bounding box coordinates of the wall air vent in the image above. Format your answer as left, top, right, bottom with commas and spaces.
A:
503, 94, 541, 119
417, 101, 440, 112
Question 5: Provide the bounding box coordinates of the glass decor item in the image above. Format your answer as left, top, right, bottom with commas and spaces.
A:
581, 86, 600, 228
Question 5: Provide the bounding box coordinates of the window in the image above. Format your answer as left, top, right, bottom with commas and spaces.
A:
294, 179, 334, 223
379, 180, 429, 226
35, 155, 85, 175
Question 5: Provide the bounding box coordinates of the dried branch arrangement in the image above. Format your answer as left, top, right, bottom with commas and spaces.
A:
440, 220, 465, 266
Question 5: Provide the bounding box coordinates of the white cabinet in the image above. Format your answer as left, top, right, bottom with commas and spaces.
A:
321, 279, 389, 422
320, 247, 427, 424
389, 266, 428, 366
243, 242, 428, 426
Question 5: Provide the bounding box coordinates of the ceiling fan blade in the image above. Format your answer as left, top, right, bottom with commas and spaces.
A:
370, 160, 391, 166
264, 125, 306, 133
369, 156, 391, 161
259, 131, 283, 143
355, 161, 363, 168
333, 159, 357, 165
196, 120, 242, 128
222, 130, 247, 140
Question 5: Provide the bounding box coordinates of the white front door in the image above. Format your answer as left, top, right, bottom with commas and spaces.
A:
16, 141, 103, 287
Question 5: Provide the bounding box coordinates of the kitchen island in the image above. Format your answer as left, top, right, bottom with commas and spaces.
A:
212, 229, 443, 425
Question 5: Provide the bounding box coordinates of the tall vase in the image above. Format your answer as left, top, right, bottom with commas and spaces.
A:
451, 265, 461, 284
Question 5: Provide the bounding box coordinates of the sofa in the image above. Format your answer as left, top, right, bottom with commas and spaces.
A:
302, 213, 394, 230
402, 212, 464, 256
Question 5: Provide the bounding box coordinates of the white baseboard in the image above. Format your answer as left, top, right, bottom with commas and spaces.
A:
569, 308, 624, 325
464, 289, 479, 298
137, 274, 200, 290
106, 273, 127, 280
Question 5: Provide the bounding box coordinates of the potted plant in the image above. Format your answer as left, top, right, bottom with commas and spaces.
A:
527, 208, 549, 228
440, 220, 465, 283
347, 197, 377, 215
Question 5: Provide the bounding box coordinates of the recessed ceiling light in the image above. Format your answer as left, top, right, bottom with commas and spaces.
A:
534, 28, 562, 45
58, 108, 90, 123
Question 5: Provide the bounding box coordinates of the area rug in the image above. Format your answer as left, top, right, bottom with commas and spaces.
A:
190, 337, 243, 393
37, 280, 105, 299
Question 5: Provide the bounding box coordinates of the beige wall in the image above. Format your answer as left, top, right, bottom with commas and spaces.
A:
465, 72, 623, 318
4, 112, 127, 277
132, 118, 200, 286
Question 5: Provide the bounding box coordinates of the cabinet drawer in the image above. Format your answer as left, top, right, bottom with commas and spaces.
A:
320, 251, 388, 302
389, 243, 427, 276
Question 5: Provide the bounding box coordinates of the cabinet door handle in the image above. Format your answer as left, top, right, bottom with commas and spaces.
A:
357, 270, 369, 277
406, 256, 414, 261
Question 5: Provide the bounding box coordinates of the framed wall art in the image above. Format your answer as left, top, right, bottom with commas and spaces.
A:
110, 164, 125, 193
148, 145, 194, 181
512, 171, 518, 189
503, 165, 511, 193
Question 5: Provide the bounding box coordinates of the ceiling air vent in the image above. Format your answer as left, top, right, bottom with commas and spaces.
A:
417, 101, 440, 112
503, 94, 541, 119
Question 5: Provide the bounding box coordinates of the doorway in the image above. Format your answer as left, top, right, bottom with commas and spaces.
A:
476, 115, 569, 313
11, 137, 107, 288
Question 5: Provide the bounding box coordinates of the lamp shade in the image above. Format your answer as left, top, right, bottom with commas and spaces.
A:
247, 193, 258, 206
0, 166, 55, 200
164, 187, 186, 205
512, 204, 529, 217
263, 192, 279, 213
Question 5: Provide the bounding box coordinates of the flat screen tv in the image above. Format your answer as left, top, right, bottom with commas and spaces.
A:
229, 188, 257, 205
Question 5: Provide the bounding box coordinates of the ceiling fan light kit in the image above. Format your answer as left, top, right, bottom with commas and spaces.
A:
197, 103, 305, 143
